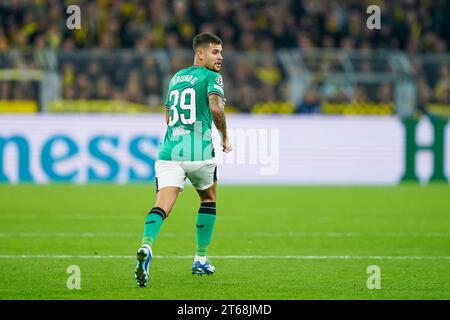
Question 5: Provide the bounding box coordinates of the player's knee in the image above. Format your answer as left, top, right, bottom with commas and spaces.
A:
201, 195, 216, 203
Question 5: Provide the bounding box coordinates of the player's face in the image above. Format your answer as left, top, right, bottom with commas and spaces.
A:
203, 43, 223, 72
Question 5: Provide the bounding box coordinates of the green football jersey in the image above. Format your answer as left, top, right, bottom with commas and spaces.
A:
158, 65, 225, 161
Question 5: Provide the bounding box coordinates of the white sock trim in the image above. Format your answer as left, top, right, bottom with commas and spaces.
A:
194, 255, 207, 264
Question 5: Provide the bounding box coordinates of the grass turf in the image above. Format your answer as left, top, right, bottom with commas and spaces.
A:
0, 184, 449, 300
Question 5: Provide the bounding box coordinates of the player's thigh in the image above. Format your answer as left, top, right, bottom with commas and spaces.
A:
155, 160, 186, 214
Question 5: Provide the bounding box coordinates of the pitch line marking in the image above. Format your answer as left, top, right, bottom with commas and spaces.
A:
0, 231, 449, 238
0, 254, 449, 260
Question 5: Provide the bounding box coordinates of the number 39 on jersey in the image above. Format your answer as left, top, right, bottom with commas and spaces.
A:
168, 88, 196, 126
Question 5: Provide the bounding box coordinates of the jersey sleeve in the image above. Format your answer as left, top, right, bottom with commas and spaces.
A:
207, 72, 225, 98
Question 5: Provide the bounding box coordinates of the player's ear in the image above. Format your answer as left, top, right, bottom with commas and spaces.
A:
196, 48, 204, 60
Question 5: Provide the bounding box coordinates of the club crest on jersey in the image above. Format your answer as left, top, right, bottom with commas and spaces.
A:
215, 77, 223, 87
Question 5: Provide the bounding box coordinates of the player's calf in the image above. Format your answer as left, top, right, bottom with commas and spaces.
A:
193, 202, 217, 276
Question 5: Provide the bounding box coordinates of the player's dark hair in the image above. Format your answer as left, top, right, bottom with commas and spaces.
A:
192, 33, 223, 51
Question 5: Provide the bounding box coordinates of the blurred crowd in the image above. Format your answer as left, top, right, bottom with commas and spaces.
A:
1, 0, 448, 52
0, 0, 449, 112
56, 50, 287, 112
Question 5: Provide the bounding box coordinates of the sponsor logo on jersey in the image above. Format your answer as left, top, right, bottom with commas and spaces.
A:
172, 126, 191, 137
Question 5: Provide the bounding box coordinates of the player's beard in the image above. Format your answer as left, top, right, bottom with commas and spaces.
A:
205, 58, 221, 72
210, 61, 221, 72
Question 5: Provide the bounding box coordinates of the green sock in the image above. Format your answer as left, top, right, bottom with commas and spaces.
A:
196, 202, 217, 256
142, 207, 167, 247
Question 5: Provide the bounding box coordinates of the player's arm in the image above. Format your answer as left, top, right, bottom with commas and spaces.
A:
164, 85, 171, 125
209, 93, 232, 153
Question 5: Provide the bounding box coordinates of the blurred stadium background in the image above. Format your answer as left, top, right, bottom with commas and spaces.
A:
0, 0, 449, 115
1, 0, 449, 185
0, 0, 449, 300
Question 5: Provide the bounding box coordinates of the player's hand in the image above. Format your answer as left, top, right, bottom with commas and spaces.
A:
221, 139, 233, 153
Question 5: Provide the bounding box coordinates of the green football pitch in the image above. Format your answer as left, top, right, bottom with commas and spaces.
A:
0, 184, 449, 300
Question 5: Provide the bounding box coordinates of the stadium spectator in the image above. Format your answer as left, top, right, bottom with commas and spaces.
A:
354, 86, 369, 103
296, 88, 321, 114
0, 81, 10, 99
75, 73, 93, 100
95, 75, 113, 100
377, 84, 393, 103
433, 64, 450, 103
124, 70, 145, 104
